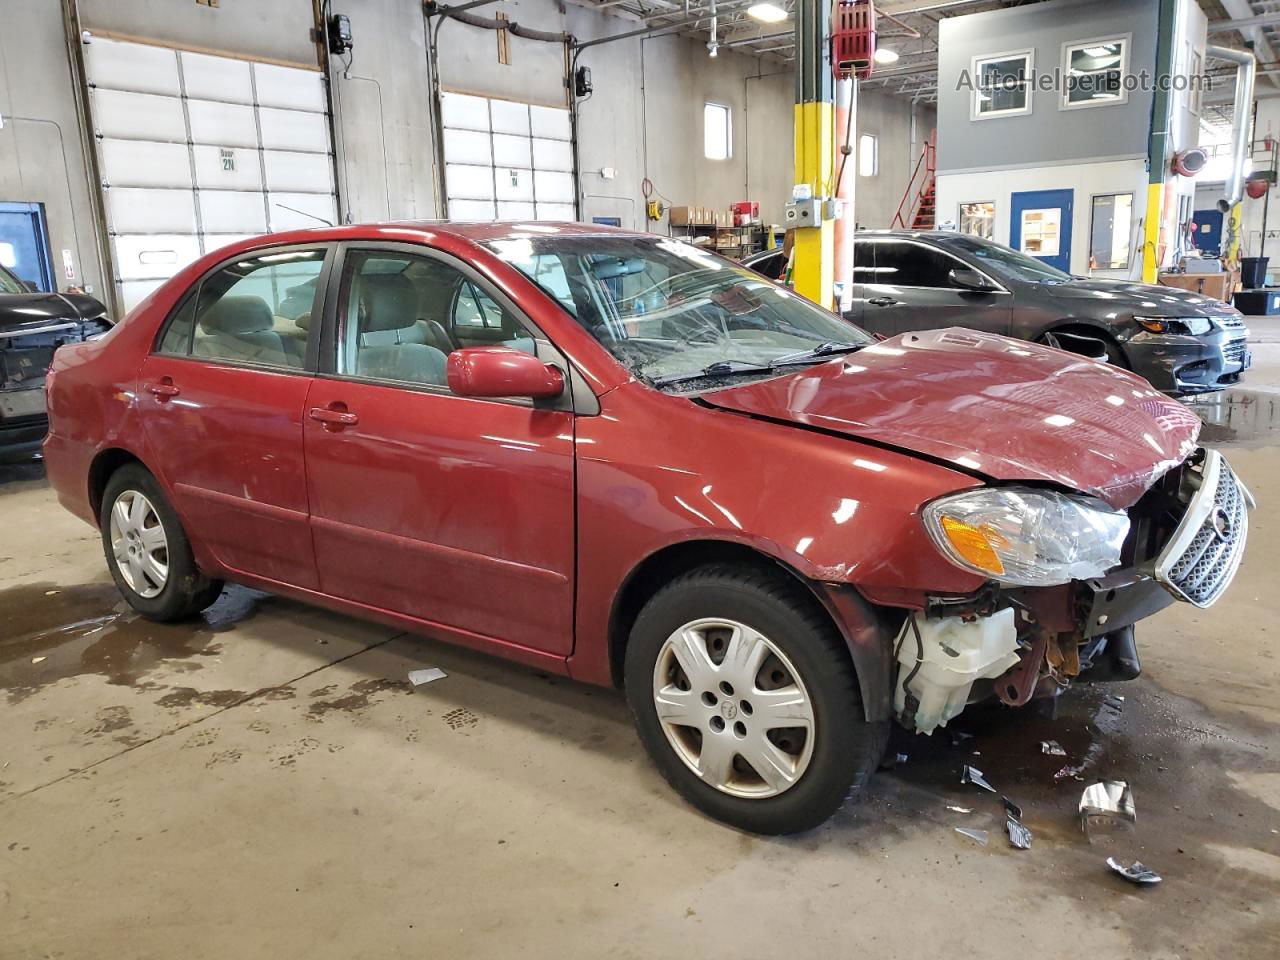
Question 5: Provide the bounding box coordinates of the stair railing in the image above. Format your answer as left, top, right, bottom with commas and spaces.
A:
892, 130, 937, 229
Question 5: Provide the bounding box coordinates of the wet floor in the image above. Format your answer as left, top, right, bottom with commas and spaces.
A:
1186, 387, 1280, 447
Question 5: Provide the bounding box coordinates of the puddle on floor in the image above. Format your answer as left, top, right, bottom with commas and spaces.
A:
0, 582, 265, 704
1185, 389, 1280, 447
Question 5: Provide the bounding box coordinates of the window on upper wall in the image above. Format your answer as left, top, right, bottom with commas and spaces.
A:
959, 202, 996, 240
1188, 47, 1204, 115
858, 134, 878, 176
972, 49, 1033, 119
1062, 36, 1129, 109
1089, 193, 1134, 270
704, 102, 731, 160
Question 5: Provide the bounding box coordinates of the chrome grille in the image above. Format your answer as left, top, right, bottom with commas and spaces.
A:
1223, 338, 1248, 366
1154, 451, 1252, 608
1216, 314, 1246, 332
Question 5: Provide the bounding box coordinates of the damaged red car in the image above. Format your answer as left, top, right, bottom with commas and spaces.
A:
43, 223, 1254, 834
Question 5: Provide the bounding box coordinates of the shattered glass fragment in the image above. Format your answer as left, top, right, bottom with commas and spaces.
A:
1041, 739, 1066, 756
955, 827, 988, 846
961, 764, 996, 793
1080, 781, 1136, 839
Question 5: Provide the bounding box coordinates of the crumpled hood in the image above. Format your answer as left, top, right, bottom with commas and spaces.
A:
1045, 277, 1240, 317
702, 328, 1202, 509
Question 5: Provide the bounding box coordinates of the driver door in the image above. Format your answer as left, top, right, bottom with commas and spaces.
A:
303, 243, 577, 655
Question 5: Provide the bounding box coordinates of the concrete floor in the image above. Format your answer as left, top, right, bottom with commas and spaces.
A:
3, 335, 1280, 958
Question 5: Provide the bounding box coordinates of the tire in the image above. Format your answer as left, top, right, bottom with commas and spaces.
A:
624, 564, 888, 835
99, 464, 223, 621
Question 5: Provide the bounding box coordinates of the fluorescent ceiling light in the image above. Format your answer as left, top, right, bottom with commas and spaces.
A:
874, 47, 899, 65
747, 3, 788, 23
1083, 45, 1117, 58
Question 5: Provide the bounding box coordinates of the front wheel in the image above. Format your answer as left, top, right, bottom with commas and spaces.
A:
624, 565, 887, 834
100, 464, 223, 621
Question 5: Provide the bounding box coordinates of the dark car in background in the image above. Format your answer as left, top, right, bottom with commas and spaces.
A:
0, 263, 111, 462
744, 230, 1251, 396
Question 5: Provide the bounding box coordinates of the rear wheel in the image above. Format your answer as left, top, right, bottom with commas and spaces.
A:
100, 464, 223, 621
624, 564, 887, 834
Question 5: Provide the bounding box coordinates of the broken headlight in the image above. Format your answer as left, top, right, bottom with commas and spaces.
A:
1134, 316, 1213, 336
923, 487, 1129, 586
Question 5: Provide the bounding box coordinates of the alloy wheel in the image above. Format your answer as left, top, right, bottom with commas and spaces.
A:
652, 617, 816, 799
108, 490, 169, 599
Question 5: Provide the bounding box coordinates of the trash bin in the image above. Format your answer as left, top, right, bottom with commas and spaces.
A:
1241, 256, 1269, 289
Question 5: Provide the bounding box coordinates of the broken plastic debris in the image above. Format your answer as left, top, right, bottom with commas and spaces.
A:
946, 805, 972, 814
954, 827, 988, 846
1040, 740, 1066, 756
895, 753, 909, 765
408, 667, 447, 686
1002, 796, 1023, 820
1106, 857, 1161, 885
31, 656, 46, 665
961, 764, 996, 793
1080, 781, 1136, 837
1006, 816, 1032, 849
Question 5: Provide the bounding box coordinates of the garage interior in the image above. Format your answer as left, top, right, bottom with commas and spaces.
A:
2, 0, 1280, 957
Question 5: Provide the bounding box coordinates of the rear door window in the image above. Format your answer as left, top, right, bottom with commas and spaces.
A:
154, 248, 326, 369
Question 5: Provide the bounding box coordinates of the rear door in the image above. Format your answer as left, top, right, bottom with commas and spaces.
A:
302, 243, 576, 655
859, 238, 1011, 338
138, 245, 329, 588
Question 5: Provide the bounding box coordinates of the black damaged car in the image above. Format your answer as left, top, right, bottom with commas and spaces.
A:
0, 263, 111, 463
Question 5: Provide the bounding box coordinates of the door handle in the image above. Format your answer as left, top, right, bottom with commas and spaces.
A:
308, 404, 359, 431
147, 378, 180, 401
868, 297, 898, 307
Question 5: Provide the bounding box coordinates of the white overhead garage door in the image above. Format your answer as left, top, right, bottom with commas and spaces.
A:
440, 91, 576, 222
82, 35, 338, 311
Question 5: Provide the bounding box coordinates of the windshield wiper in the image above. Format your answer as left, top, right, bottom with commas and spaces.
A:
651, 359, 774, 387
770, 341, 866, 366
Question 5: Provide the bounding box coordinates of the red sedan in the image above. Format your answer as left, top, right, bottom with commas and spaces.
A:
43, 222, 1251, 834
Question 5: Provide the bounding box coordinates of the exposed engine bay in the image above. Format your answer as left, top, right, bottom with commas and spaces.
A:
895, 448, 1254, 734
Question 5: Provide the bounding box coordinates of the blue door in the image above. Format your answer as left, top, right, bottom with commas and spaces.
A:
1010, 189, 1074, 274
1192, 209, 1223, 254
0, 202, 55, 292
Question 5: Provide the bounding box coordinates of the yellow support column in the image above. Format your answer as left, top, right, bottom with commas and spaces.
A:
792, 0, 834, 308
1142, 182, 1163, 283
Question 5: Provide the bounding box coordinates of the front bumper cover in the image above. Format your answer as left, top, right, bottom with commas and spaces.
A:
1125, 327, 1251, 394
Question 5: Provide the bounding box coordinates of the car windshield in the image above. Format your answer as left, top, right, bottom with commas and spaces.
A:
0, 264, 26, 295
487, 234, 872, 388
940, 235, 1071, 283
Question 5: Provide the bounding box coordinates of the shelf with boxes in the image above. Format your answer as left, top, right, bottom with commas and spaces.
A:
667, 202, 769, 259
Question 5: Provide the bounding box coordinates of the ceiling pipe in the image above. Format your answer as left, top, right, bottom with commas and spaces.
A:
1208, 13, 1280, 33
1207, 44, 1257, 207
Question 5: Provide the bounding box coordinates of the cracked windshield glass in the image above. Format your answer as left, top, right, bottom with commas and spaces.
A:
489, 234, 873, 387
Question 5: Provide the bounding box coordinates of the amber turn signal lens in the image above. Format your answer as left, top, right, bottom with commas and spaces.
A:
1135, 319, 1167, 333
939, 516, 1006, 576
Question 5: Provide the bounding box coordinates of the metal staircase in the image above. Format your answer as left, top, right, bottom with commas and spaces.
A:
892, 130, 936, 230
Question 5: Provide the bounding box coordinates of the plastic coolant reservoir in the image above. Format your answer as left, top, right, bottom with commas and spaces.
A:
893, 608, 1021, 735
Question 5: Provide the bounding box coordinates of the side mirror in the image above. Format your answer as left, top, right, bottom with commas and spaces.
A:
447, 347, 564, 400
949, 267, 997, 292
